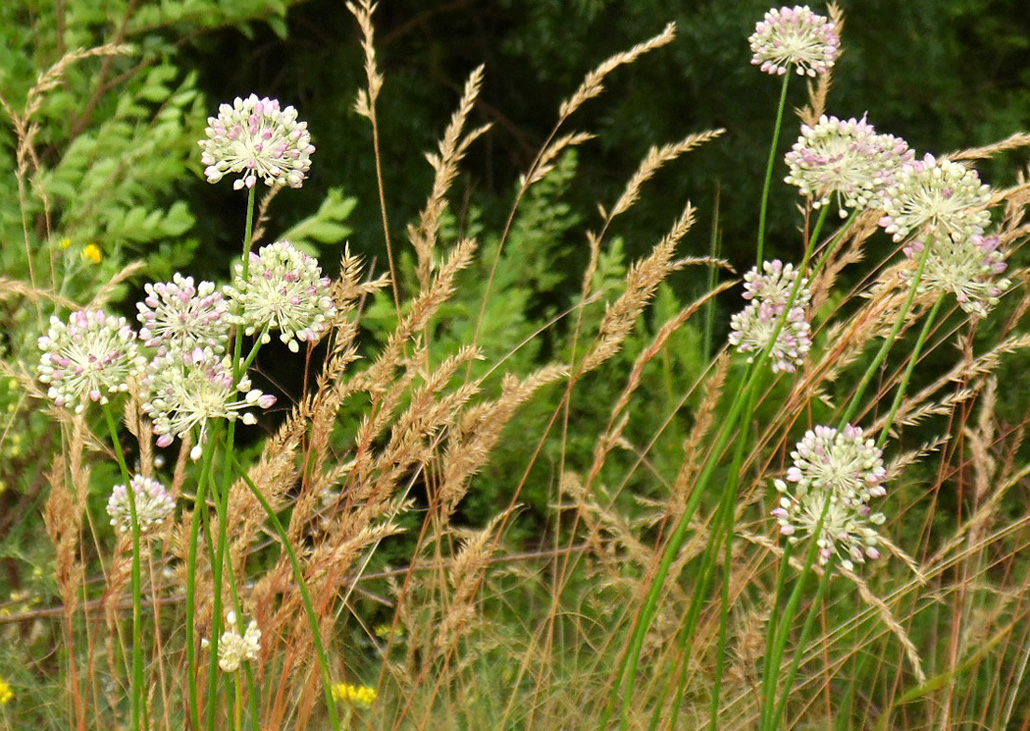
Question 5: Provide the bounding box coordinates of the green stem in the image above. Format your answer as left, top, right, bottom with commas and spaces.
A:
230, 453, 341, 731
760, 498, 831, 731
771, 554, 836, 728
840, 237, 934, 427
706, 386, 758, 729
756, 73, 791, 265
206, 184, 259, 731
234, 673, 243, 731
241, 188, 256, 281
876, 294, 945, 449
608, 206, 831, 729
186, 425, 221, 730
102, 403, 146, 731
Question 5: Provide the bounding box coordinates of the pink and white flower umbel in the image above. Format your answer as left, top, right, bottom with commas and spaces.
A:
141, 346, 276, 459
903, 233, 1010, 318
199, 94, 315, 190
202, 611, 261, 673
107, 475, 176, 535
729, 260, 812, 373
37, 310, 145, 413
749, 5, 840, 78
136, 273, 230, 356
772, 424, 887, 571
226, 241, 337, 354
784, 114, 913, 217
878, 154, 993, 244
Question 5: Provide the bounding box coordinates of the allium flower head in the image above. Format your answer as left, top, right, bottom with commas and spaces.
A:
903, 233, 1010, 318
771, 424, 887, 571
749, 5, 840, 77
783, 424, 887, 502
137, 274, 230, 356
729, 260, 812, 373
226, 241, 336, 353
142, 346, 276, 459
205, 611, 261, 673
785, 115, 913, 216
37, 310, 145, 413
879, 154, 993, 243
199, 94, 314, 190
107, 475, 176, 535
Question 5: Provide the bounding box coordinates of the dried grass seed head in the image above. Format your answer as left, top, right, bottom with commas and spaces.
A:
199, 94, 314, 190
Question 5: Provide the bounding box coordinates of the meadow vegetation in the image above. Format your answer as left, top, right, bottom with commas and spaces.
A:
3, 2, 1030, 729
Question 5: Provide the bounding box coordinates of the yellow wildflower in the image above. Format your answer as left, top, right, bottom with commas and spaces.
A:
59, 238, 72, 249
374, 622, 404, 639
331, 682, 376, 708
82, 243, 102, 264
0, 676, 13, 704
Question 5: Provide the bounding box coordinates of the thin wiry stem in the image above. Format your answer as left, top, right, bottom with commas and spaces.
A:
101, 403, 146, 731
756, 73, 791, 265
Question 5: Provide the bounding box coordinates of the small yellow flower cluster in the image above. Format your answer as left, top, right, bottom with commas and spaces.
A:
373, 622, 404, 639
331, 682, 376, 708
82, 243, 102, 264
0, 676, 13, 705
58, 237, 102, 263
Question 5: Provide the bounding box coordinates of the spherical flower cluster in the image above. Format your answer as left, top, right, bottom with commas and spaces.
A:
879, 154, 993, 244
226, 241, 336, 353
199, 94, 314, 190
37, 310, 145, 413
903, 234, 1010, 318
106, 475, 176, 535
203, 611, 261, 673
784, 114, 913, 216
749, 5, 840, 78
772, 424, 887, 571
729, 260, 812, 373
142, 346, 275, 459
332, 683, 377, 708
137, 274, 230, 356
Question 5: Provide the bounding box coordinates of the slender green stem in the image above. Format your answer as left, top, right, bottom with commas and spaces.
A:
205, 185, 260, 731
840, 237, 934, 427
771, 555, 836, 728
756, 73, 791, 265
206, 426, 234, 731
706, 386, 758, 729
230, 453, 341, 731
102, 403, 146, 731
608, 206, 831, 728
234, 673, 243, 731
186, 425, 221, 730
760, 498, 831, 731
703, 187, 722, 361
876, 295, 945, 449
241, 188, 256, 280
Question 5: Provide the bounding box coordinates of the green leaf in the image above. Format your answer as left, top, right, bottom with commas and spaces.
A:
278, 187, 357, 253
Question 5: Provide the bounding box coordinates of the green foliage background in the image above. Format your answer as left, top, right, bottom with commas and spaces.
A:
0, 1, 1028, 725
